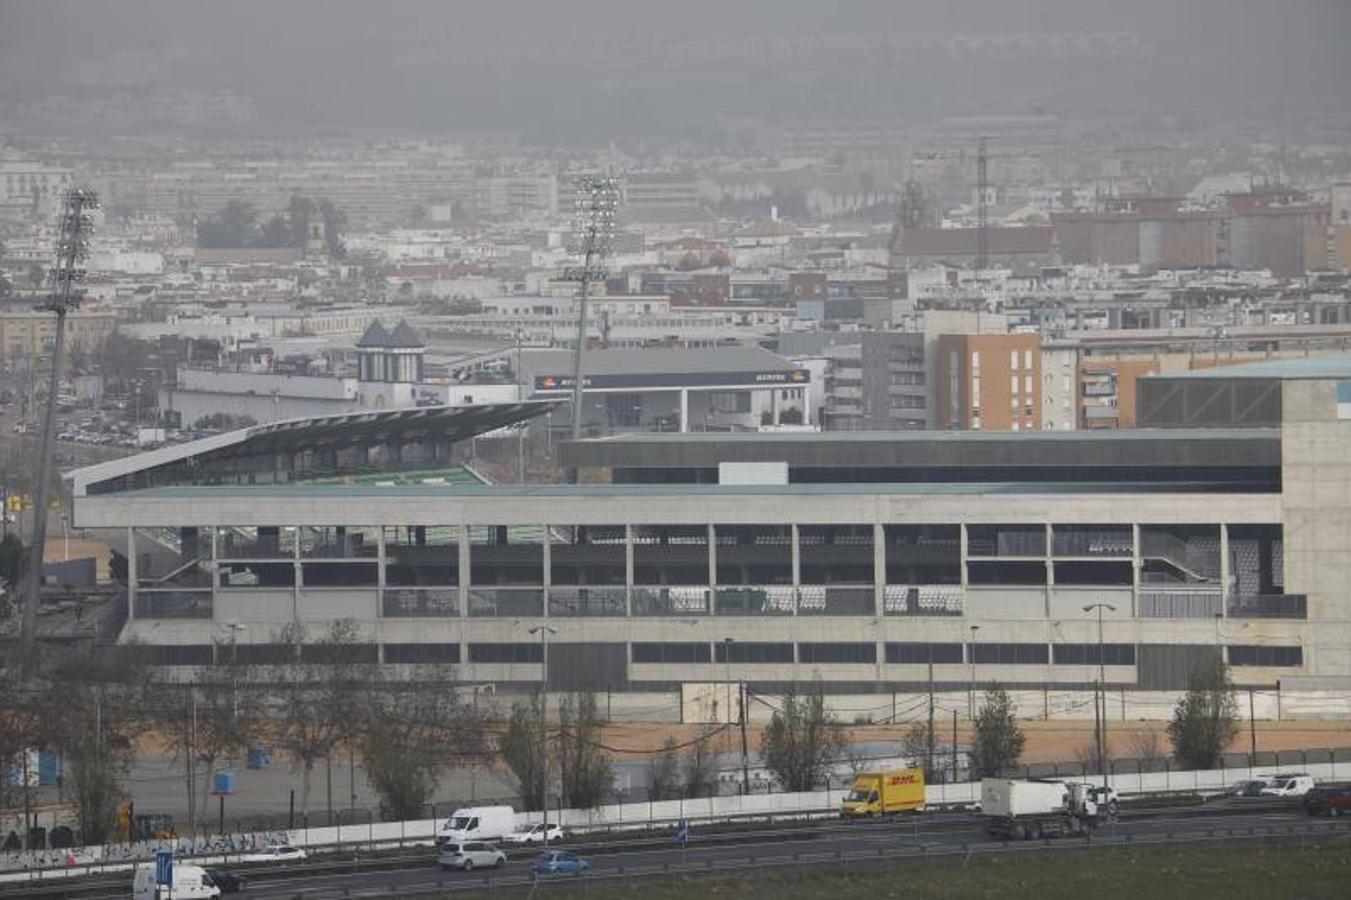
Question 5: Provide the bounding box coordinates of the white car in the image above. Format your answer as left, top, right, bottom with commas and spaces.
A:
239, 844, 308, 864
1261, 774, 1316, 798
503, 823, 564, 844
438, 841, 507, 871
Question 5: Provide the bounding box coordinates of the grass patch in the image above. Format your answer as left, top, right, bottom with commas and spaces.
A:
494, 838, 1351, 899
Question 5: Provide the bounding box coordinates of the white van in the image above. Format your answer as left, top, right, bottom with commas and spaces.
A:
437, 806, 516, 844
133, 862, 222, 899
1261, 773, 1316, 797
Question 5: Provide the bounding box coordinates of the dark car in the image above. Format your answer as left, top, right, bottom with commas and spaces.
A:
207, 869, 247, 893
1226, 779, 1269, 798
1304, 784, 1351, 817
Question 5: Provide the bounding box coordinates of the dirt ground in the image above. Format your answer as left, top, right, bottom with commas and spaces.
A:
594, 719, 1351, 764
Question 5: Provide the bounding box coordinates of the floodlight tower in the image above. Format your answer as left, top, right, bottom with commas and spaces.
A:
975, 137, 990, 277
565, 175, 620, 444
22, 187, 98, 646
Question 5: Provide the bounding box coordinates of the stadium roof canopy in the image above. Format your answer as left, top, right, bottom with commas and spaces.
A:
70, 402, 557, 496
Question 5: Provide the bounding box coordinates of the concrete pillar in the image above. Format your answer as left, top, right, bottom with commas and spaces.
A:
1219, 523, 1230, 618
873, 523, 886, 617
458, 529, 470, 619
542, 525, 551, 617
707, 524, 717, 615
126, 527, 137, 621
790, 524, 800, 614
679, 389, 690, 434
1045, 523, 1054, 618
624, 524, 634, 617
1131, 523, 1141, 617
771, 388, 780, 426
376, 526, 387, 617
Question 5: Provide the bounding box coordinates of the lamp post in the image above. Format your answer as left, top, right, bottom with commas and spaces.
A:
1082, 603, 1116, 796
527, 624, 557, 845
967, 625, 980, 720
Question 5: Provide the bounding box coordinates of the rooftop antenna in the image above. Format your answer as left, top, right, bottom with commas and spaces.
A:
563, 174, 620, 456
22, 187, 97, 647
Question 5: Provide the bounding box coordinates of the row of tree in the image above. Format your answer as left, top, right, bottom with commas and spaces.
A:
2, 628, 1245, 848
195, 196, 346, 256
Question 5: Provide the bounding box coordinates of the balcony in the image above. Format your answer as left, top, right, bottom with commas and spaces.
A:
883, 584, 962, 616
1138, 590, 1222, 619
467, 587, 544, 617
713, 585, 795, 615
383, 588, 459, 618
547, 587, 627, 617
1227, 594, 1307, 620
632, 586, 709, 615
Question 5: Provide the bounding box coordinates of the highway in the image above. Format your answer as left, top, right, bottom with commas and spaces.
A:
236, 805, 1349, 898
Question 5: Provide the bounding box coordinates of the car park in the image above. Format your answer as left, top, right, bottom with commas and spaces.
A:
239, 844, 307, 863
533, 849, 590, 876
438, 841, 507, 871
1303, 784, 1351, 816
504, 822, 564, 844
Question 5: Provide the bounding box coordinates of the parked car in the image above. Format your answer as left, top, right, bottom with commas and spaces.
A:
533, 849, 590, 876
1261, 773, 1316, 798
1304, 784, 1351, 816
239, 844, 307, 863
438, 841, 507, 871
206, 869, 246, 893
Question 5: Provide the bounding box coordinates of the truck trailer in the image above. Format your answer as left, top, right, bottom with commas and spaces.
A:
841, 768, 926, 818
980, 779, 1100, 840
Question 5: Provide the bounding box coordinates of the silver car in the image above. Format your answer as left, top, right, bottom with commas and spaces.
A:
438, 841, 507, 872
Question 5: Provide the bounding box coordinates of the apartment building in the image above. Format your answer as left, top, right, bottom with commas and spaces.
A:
934, 333, 1041, 431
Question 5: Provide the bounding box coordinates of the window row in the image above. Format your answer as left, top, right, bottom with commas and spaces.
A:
139, 641, 1303, 669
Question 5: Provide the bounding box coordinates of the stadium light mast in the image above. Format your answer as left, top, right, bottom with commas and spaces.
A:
564, 175, 620, 446
22, 187, 98, 647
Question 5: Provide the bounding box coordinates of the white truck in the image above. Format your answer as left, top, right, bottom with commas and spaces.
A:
981, 779, 1100, 840
133, 862, 221, 899
437, 806, 517, 844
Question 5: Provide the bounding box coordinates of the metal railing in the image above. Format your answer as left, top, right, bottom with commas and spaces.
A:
547, 587, 627, 617
467, 588, 545, 617
1227, 594, 1307, 619
1138, 590, 1222, 619
382, 588, 460, 618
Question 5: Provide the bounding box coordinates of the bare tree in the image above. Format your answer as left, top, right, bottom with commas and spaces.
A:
359, 667, 491, 821
1126, 727, 1166, 772
498, 693, 547, 811
154, 643, 262, 836
648, 737, 681, 802
899, 721, 944, 783
761, 685, 845, 792
270, 620, 368, 817
41, 645, 151, 846
556, 692, 613, 809
681, 726, 719, 798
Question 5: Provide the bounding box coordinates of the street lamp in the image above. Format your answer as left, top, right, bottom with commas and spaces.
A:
526, 624, 557, 845
968, 625, 980, 720
1082, 603, 1116, 797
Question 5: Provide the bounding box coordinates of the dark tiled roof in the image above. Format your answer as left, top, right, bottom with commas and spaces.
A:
356, 320, 391, 348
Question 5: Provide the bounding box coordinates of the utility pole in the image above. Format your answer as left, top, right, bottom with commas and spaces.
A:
1083, 602, 1116, 795
738, 682, 751, 795
22, 188, 97, 648
975, 137, 990, 276
927, 655, 936, 781
951, 709, 959, 783
564, 175, 619, 477
528, 624, 557, 843
1248, 687, 1257, 765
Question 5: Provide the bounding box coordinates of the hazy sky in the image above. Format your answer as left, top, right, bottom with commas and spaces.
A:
1, 0, 1347, 138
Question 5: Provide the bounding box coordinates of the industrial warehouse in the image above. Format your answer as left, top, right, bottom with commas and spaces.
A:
67, 356, 1351, 696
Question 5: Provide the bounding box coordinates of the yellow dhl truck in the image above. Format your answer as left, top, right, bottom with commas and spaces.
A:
840, 768, 926, 817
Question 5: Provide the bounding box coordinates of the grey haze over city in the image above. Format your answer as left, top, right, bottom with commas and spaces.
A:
4, 1, 1351, 898
2, 0, 1349, 140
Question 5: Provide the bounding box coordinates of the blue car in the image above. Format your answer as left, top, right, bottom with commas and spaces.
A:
533, 849, 590, 876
